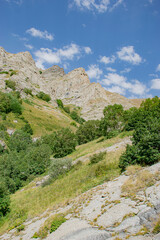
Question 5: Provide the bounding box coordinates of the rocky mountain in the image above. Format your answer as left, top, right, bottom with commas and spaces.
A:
0, 47, 139, 120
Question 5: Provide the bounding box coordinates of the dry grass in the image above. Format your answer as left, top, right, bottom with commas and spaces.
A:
122, 169, 158, 199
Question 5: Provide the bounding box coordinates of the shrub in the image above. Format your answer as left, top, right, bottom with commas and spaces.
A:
90, 152, 106, 164
56, 99, 64, 108
119, 117, 160, 171
70, 111, 85, 124
64, 106, 70, 114
17, 224, 25, 232
39, 71, 42, 74
23, 88, 33, 96
21, 123, 33, 135
76, 120, 101, 144
0, 71, 8, 74
36, 91, 51, 102
24, 144, 52, 175
8, 130, 32, 152
50, 215, 66, 233
5, 80, 16, 90
0, 179, 10, 217
10, 70, 17, 76
49, 158, 72, 180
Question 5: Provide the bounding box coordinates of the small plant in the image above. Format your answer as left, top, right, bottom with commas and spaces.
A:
17, 224, 25, 232
153, 217, 160, 234
70, 121, 77, 127
39, 70, 42, 74
90, 151, 106, 164
5, 80, 16, 90
56, 99, 64, 108
0, 71, 8, 74
36, 91, 51, 102
10, 70, 17, 76
23, 88, 33, 96
32, 232, 39, 238
50, 215, 66, 233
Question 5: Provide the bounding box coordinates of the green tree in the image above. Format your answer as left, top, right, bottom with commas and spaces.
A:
8, 130, 32, 152
76, 120, 101, 144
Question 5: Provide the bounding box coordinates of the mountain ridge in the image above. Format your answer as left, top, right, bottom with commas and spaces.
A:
0, 47, 140, 120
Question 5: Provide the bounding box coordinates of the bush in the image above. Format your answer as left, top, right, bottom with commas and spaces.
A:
36, 91, 51, 102
0, 178, 10, 217
49, 158, 72, 180
21, 123, 33, 135
8, 130, 32, 152
90, 152, 106, 164
119, 117, 160, 171
70, 111, 85, 124
42, 128, 77, 158
76, 120, 101, 145
23, 88, 33, 96
10, 70, 17, 76
56, 99, 64, 108
24, 144, 52, 175
50, 215, 66, 233
5, 80, 16, 90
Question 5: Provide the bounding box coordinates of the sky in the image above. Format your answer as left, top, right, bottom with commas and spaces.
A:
0, 0, 160, 99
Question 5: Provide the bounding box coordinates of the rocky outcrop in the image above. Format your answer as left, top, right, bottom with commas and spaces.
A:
0, 47, 137, 120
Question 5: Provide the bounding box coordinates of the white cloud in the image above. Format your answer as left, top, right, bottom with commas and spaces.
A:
106, 85, 125, 95
84, 46, 92, 54
117, 46, 142, 65
70, 0, 123, 13
86, 64, 103, 79
109, 0, 123, 11
151, 78, 160, 89
99, 55, 116, 64
101, 73, 148, 96
5, 0, 23, 5
156, 64, 160, 72
34, 43, 90, 69
120, 68, 131, 74
26, 27, 54, 41
106, 67, 116, 72
24, 44, 33, 50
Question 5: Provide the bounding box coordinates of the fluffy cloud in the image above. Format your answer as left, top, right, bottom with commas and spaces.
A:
156, 64, 160, 72
84, 47, 92, 54
99, 55, 116, 64
106, 67, 116, 72
117, 46, 142, 65
70, 0, 123, 13
120, 68, 131, 74
34, 43, 91, 69
26, 28, 54, 41
101, 73, 148, 96
86, 64, 103, 79
24, 44, 33, 50
151, 78, 160, 89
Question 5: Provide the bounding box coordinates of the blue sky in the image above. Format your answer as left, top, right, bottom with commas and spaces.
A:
0, 0, 160, 98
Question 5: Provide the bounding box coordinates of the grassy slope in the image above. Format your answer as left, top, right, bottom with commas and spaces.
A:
0, 133, 131, 234
0, 97, 77, 137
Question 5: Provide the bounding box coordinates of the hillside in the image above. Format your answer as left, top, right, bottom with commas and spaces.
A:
0, 47, 138, 120
0, 134, 160, 240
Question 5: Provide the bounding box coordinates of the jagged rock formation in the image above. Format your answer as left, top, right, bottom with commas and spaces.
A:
0, 47, 139, 120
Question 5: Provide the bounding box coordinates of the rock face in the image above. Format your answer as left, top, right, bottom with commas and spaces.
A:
0, 47, 138, 120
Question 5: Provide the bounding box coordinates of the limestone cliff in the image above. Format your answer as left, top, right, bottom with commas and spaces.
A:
0, 47, 138, 120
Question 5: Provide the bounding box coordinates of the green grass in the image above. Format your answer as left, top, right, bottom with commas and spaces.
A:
0, 98, 77, 137
68, 133, 130, 161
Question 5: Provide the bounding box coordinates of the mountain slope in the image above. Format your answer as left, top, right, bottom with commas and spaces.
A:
0, 47, 138, 120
